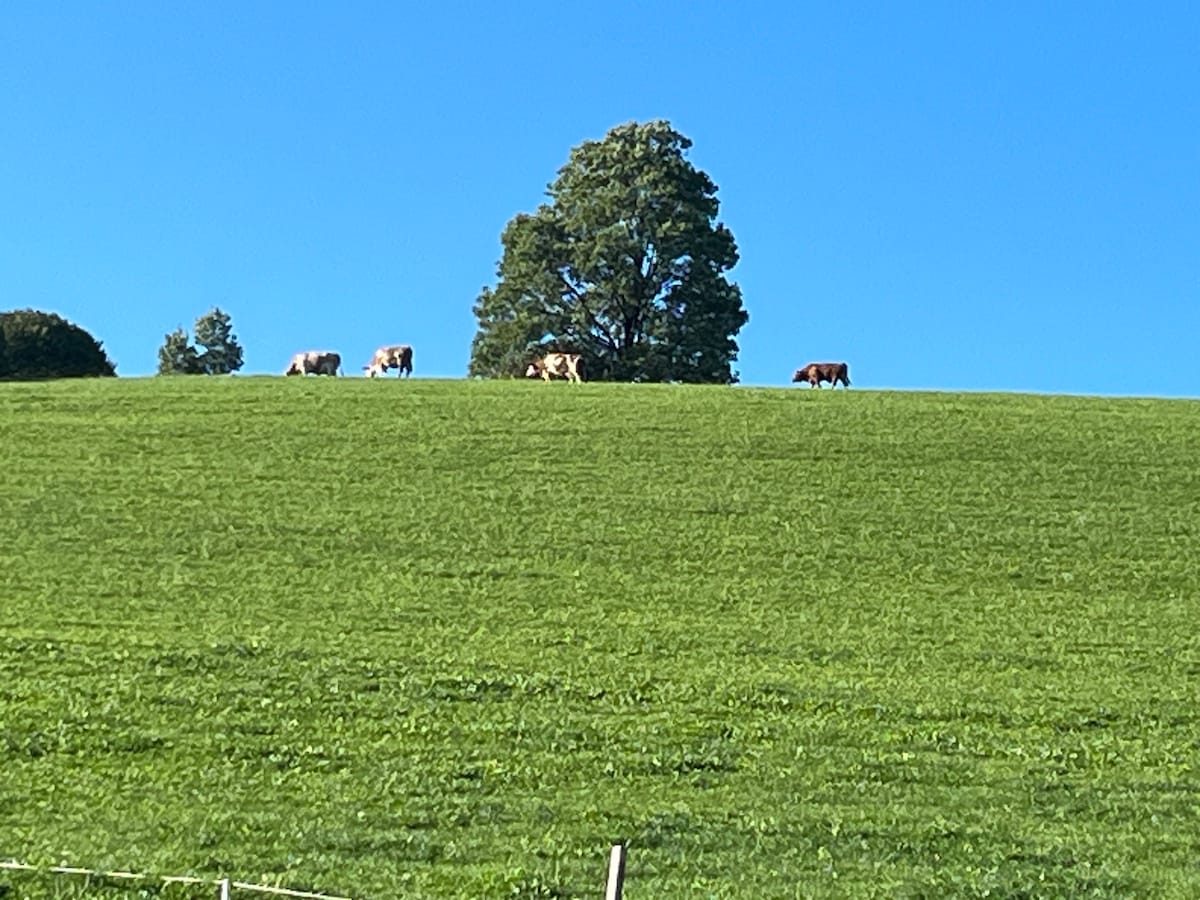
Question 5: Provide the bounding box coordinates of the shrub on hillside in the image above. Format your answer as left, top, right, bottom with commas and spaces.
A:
0, 309, 117, 379
157, 307, 244, 375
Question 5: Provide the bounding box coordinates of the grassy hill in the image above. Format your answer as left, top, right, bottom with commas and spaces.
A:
1, 377, 1197, 898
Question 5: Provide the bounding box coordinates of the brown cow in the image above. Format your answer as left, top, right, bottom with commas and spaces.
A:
525, 352, 584, 383
285, 350, 342, 376
364, 344, 413, 378
793, 361, 851, 388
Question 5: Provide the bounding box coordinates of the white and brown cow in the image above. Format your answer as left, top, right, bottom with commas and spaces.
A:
525, 352, 584, 383
285, 350, 342, 376
364, 344, 413, 378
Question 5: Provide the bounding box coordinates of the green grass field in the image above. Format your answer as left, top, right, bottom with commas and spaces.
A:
1, 377, 1198, 898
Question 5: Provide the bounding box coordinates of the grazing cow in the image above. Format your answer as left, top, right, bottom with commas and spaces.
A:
364, 344, 413, 378
525, 352, 584, 383
285, 350, 342, 376
792, 361, 851, 388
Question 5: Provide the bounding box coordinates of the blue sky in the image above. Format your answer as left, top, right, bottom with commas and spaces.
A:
2, 2, 1196, 395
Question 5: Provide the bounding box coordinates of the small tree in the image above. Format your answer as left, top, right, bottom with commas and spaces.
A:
157, 308, 244, 375
193, 307, 244, 375
0, 309, 116, 379
156, 327, 203, 375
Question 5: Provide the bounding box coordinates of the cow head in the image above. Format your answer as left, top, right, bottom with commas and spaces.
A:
285, 361, 302, 376
791, 367, 809, 383
524, 362, 543, 378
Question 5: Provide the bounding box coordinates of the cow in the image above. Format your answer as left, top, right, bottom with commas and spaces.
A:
792, 361, 851, 388
364, 344, 413, 378
285, 350, 342, 376
525, 352, 584, 383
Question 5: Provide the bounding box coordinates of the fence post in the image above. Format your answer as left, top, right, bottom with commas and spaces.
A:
604, 844, 626, 900
219, 877, 231, 900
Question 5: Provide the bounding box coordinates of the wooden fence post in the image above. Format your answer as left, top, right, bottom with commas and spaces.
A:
604, 844, 626, 900
219, 877, 231, 900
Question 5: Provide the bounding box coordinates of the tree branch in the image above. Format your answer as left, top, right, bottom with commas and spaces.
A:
560, 273, 618, 351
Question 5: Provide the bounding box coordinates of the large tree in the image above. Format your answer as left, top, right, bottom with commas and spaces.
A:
469, 120, 748, 383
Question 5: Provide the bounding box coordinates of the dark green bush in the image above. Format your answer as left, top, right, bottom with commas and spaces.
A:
0, 309, 117, 379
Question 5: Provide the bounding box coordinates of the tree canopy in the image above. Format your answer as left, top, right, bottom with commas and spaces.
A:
0, 309, 117, 379
157, 308, 244, 375
469, 120, 748, 383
